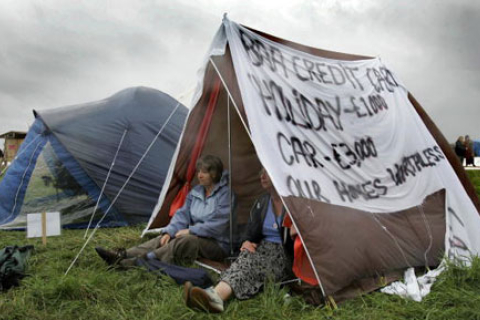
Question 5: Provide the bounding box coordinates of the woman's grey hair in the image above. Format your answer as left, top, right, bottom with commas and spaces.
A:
196, 155, 224, 183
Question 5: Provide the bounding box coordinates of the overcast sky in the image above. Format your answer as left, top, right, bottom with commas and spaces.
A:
0, 0, 479, 145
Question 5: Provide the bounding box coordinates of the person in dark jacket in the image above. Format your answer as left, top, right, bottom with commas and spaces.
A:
184, 168, 293, 313
95, 155, 232, 267
455, 136, 466, 165
0, 148, 4, 169
465, 135, 476, 167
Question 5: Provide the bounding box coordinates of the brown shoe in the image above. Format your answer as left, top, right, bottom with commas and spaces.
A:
184, 281, 193, 306
95, 247, 127, 265
188, 286, 224, 313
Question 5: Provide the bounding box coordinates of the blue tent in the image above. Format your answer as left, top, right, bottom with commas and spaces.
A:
0, 87, 188, 229
473, 140, 480, 157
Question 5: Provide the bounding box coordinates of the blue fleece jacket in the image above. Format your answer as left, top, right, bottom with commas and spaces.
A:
163, 171, 232, 253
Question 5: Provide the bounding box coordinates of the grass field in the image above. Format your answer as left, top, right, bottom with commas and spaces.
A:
1, 226, 480, 320
466, 170, 480, 199
0, 171, 480, 319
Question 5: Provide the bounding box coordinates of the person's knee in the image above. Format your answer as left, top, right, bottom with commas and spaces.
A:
173, 235, 198, 248
171, 235, 199, 261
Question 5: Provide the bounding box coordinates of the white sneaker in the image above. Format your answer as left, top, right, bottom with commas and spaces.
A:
189, 286, 224, 313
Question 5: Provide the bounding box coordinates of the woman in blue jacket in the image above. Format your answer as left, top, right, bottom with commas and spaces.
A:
184, 168, 294, 313
95, 155, 232, 267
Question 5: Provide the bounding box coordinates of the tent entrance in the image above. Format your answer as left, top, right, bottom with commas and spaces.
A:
1, 141, 124, 230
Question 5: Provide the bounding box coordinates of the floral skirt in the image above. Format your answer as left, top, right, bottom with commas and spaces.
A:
220, 240, 289, 300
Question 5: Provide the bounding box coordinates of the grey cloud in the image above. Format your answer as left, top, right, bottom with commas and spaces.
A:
0, 1, 479, 142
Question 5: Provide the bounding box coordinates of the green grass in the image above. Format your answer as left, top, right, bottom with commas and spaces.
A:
466, 170, 480, 199
1, 227, 480, 320
21, 155, 58, 203
0, 166, 479, 319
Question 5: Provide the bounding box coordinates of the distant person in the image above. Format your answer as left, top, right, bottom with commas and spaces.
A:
0, 148, 4, 169
455, 136, 466, 166
95, 154, 233, 268
465, 135, 476, 167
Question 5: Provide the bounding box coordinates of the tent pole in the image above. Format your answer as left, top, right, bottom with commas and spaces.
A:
208, 58, 329, 298
227, 96, 234, 257
209, 58, 242, 258
209, 59, 252, 141
84, 129, 128, 239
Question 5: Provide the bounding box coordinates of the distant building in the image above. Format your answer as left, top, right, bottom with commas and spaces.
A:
0, 131, 27, 166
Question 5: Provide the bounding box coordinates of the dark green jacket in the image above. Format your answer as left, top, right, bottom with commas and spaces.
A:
242, 194, 294, 259
0, 245, 33, 291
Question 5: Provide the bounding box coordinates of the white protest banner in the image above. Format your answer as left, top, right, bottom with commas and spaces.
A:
220, 18, 480, 263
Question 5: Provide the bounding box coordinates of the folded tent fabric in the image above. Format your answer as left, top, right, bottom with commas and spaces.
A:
0, 245, 34, 291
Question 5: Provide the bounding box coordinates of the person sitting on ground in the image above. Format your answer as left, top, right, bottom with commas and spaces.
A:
184, 168, 294, 313
95, 154, 232, 268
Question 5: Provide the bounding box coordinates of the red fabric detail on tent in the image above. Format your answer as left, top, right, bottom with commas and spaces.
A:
284, 214, 318, 286
168, 79, 222, 217
292, 237, 318, 286
168, 184, 190, 218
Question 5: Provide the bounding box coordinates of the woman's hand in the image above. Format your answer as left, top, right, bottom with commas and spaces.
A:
175, 229, 190, 238
160, 233, 171, 247
240, 240, 258, 253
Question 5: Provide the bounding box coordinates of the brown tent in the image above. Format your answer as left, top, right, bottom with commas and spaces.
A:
144, 18, 480, 302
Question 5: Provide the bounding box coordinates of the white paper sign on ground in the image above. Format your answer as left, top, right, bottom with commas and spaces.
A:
27, 212, 61, 238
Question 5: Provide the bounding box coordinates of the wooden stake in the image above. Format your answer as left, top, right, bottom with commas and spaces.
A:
41, 211, 47, 246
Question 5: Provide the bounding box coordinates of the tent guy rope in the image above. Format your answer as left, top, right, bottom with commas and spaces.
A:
65, 103, 182, 276
84, 129, 128, 239
370, 212, 413, 269
418, 204, 434, 269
